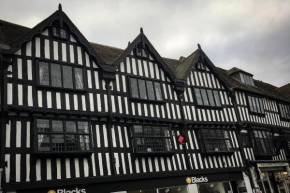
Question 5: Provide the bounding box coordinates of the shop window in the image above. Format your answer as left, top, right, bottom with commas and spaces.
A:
250, 130, 276, 156
129, 77, 163, 102
247, 95, 265, 115
38, 61, 84, 90
194, 88, 222, 108
198, 129, 234, 154
52, 27, 67, 39
131, 125, 173, 155
35, 118, 92, 154
278, 103, 290, 120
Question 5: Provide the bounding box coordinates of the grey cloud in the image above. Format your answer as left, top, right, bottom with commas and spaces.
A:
0, 0, 289, 86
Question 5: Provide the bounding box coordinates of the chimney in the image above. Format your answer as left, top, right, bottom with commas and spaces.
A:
179, 56, 186, 62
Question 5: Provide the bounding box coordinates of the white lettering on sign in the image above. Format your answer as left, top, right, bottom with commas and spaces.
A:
48, 188, 86, 193
186, 176, 208, 184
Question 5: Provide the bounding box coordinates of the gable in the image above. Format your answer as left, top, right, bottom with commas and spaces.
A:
2, 7, 108, 71
114, 31, 176, 84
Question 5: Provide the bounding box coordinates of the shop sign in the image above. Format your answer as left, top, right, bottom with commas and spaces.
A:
47, 188, 86, 193
257, 162, 289, 168
186, 176, 208, 184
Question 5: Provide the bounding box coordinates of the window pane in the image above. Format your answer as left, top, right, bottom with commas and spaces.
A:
79, 135, 90, 151
213, 91, 221, 106
165, 138, 172, 151
78, 121, 89, 133
207, 90, 215, 106
252, 97, 257, 112
60, 29, 67, 38
51, 63, 62, 87
248, 96, 253, 112
225, 140, 232, 151
130, 78, 139, 98
255, 98, 261, 113
66, 134, 78, 151
259, 99, 265, 114
52, 134, 65, 152
39, 62, 50, 86
62, 65, 73, 89
201, 89, 209, 106
240, 73, 245, 83
144, 126, 153, 136
138, 79, 147, 99
146, 81, 155, 100
38, 134, 50, 151
75, 68, 84, 89
161, 127, 170, 137
142, 49, 147, 57
134, 125, 143, 136
52, 120, 63, 132
66, 121, 76, 132
37, 119, 50, 132
223, 130, 230, 138
153, 127, 161, 136
53, 27, 58, 36
194, 88, 203, 105
154, 82, 163, 101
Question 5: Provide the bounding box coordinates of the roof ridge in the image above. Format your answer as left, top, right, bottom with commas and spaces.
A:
89, 42, 124, 52
0, 19, 31, 30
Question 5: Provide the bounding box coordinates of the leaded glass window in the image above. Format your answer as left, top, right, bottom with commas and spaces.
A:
250, 130, 276, 156
131, 125, 172, 154
198, 129, 233, 153
52, 27, 67, 39
36, 119, 91, 153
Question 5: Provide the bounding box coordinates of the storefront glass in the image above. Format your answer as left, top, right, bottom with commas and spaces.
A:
259, 171, 290, 193
197, 182, 232, 193
127, 186, 189, 193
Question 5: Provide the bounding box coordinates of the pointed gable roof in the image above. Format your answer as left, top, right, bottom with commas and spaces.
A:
1, 6, 116, 72
112, 28, 176, 83
0, 19, 30, 47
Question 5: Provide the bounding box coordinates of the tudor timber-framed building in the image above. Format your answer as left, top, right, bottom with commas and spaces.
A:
0, 5, 290, 193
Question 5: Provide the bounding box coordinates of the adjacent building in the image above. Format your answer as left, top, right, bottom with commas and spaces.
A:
0, 5, 289, 193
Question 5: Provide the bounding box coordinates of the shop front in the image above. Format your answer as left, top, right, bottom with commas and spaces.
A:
18, 171, 245, 193
249, 162, 290, 193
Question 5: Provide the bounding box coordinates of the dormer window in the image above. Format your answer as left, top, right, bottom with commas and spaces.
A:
240, 73, 254, 86
52, 27, 67, 39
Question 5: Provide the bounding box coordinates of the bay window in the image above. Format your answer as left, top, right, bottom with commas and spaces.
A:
36, 118, 91, 154
131, 125, 173, 155
250, 130, 276, 156
198, 129, 233, 153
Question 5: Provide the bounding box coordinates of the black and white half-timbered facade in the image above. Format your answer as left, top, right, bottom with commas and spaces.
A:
218, 68, 290, 193
0, 5, 290, 193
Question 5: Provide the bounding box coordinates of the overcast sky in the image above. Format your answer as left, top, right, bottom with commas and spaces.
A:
1, 0, 289, 87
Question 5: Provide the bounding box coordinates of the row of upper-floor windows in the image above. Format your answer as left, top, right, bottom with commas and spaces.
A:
9, 59, 290, 119
35, 117, 290, 158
